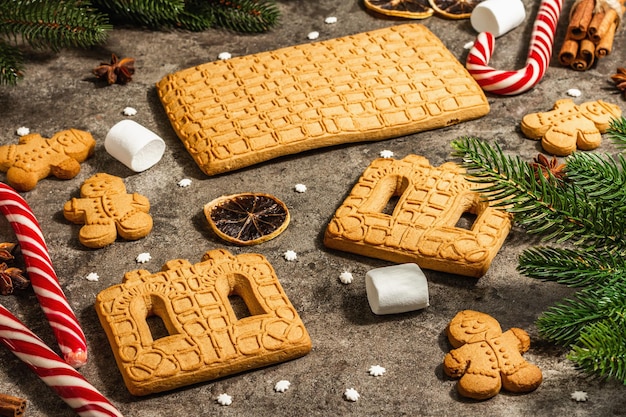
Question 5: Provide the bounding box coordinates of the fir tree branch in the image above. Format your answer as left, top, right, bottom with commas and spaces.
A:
0, 40, 23, 85
91, 0, 186, 28
0, 0, 111, 51
208, 0, 280, 32
518, 246, 626, 288
607, 116, 626, 149
568, 317, 626, 383
536, 281, 626, 346
451, 137, 626, 249
564, 152, 626, 207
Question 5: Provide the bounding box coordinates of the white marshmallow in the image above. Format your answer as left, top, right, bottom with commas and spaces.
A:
470, 0, 526, 38
365, 263, 429, 315
105, 120, 165, 172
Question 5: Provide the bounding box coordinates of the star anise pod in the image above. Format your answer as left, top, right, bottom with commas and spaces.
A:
611, 67, 626, 98
0, 242, 16, 262
532, 153, 566, 181
93, 54, 135, 85
0, 262, 29, 296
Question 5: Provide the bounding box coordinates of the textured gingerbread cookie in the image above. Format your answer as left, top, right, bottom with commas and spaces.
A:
63, 173, 152, 248
0, 129, 95, 191
156, 24, 489, 176
521, 99, 622, 156
95, 249, 312, 396
324, 155, 511, 277
443, 310, 543, 400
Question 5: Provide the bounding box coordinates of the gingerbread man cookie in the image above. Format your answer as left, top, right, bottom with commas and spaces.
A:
63, 173, 152, 248
443, 310, 542, 400
0, 129, 95, 191
521, 99, 621, 156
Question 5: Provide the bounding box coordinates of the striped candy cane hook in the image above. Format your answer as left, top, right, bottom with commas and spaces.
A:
0, 183, 88, 367
466, 0, 563, 95
0, 304, 123, 416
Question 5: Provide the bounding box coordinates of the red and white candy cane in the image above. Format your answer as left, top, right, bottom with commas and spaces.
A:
0, 183, 87, 367
0, 304, 123, 416
466, 0, 563, 95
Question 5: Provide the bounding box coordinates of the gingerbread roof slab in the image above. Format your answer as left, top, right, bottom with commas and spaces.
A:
156, 24, 489, 176
324, 155, 511, 277
95, 249, 312, 396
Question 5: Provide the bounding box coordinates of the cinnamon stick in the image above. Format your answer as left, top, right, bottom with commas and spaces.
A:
591, 8, 619, 42
568, 0, 596, 40
0, 394, 26, 417
572, 38, 596, 70
559, 33, 580, 66
595, 19, 618, 57
587, 10, 606, 40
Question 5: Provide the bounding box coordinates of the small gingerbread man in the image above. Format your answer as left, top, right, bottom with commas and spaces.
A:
443, 310, 542, 400
521, 99, 622, 156
63, 173, 152, 248
0, 129, 95, 191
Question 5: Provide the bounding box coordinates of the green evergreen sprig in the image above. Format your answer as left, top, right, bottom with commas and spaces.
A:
0, 40, 23, 85
0, 0, 287, 85
450, 137, 626, 249
450, 119, 626, 384
0, 0, 111, 50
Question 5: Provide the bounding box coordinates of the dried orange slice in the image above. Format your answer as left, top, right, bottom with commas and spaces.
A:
428, 0, 484, 19
364, 0, 434, 19
204, 193, 290, 245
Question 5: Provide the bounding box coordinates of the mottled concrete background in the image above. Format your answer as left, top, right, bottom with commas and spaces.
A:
0, 1, 625, 416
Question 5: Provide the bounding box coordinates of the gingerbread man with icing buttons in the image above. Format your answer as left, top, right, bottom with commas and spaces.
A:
443, 310, 542, 400
63, 173, 152, 248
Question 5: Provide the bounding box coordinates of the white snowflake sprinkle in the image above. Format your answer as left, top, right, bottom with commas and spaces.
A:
283, 250, 297, 261
294, 183, 307, 193
339, 271, 354, 284
135, 252, 151, 263
379, 150, 394, 158
368, 365, 386, 377
85, 272, 99, 282
566, 88, 582, 98
216, 393, 232, 406
218, 52, 232, 60
307, 31, 320, 40
325, 16, 338, 24
464, 41, 475, 50
16, 126, 30, 136
571, 391, 588, 402
177, 178, 192, 188
344, 388, 360, 402
122, 107, 137, 116
274, 380, 291, 393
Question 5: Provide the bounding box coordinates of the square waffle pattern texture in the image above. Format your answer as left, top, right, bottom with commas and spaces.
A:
95, 249, 312, 396
156, 24, 490, 176
324, 155, 511, 277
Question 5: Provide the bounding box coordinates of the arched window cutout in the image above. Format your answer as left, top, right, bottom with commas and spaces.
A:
362, 174, 409, 216
455, 212, 477, 230
228, 294, 253, 320
146, 314, 170, 340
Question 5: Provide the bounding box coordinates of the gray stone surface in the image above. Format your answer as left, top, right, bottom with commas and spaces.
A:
0, 1, 625, 416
